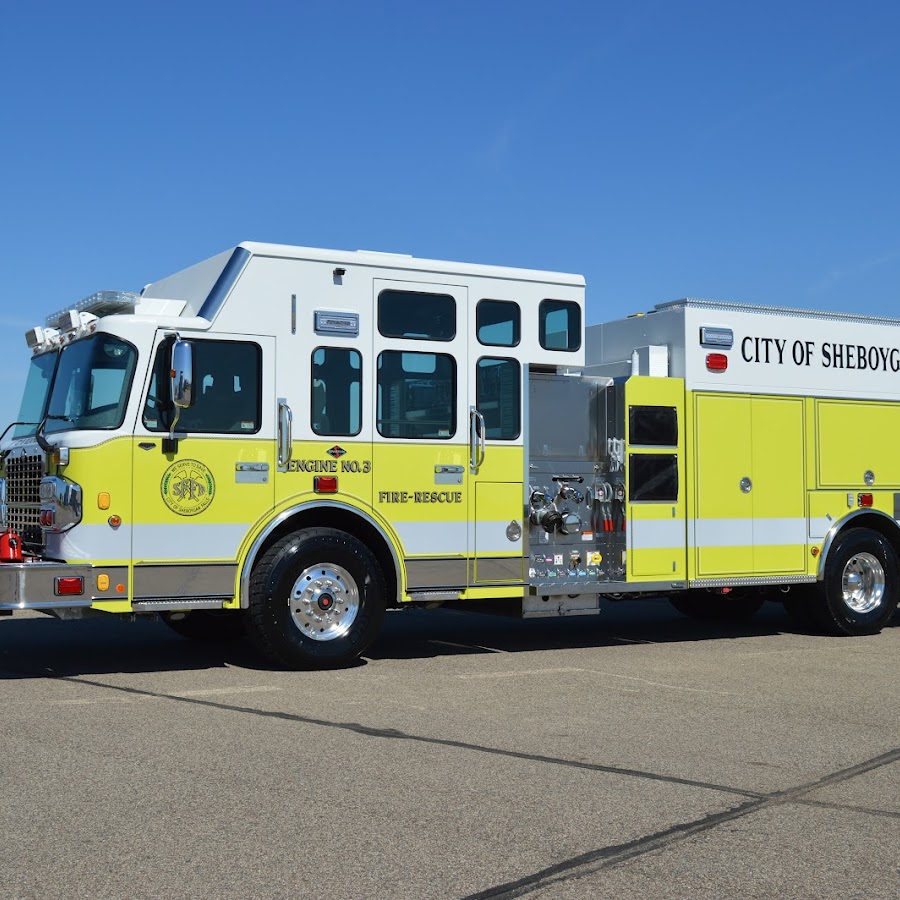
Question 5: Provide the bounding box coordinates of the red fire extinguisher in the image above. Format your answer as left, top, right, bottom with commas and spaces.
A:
0, 530, 23, 563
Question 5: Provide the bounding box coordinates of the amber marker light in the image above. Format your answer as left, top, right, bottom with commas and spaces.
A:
98, 492, 110, 510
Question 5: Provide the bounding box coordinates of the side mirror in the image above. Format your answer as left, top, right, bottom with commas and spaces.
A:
171, 340, 194, 409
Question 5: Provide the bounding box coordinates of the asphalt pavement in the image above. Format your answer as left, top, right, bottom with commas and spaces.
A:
1, 599, 898, 899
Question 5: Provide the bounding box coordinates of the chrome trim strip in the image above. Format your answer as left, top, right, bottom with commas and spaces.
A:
690, 575, 816, 589
0, 599, 93, 611
132, 598, 226, 611
239, 502, 402, 609
133, 563, 237, 600
0, 561, 93, 609
197, 247, 252, 321
816, 508, 900, 580
408, 590, 460, 602
655, 297, 900, 327
474, 557, 525, 583
406, 557, 468, 590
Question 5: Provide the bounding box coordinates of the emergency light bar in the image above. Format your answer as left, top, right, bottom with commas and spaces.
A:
45, 291, 138, 328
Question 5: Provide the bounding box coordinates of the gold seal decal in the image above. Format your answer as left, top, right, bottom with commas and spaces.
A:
161, 459, 215, 516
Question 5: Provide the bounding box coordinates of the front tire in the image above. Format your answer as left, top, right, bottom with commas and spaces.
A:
812, 528, 898, 636
246, 528, 386, 669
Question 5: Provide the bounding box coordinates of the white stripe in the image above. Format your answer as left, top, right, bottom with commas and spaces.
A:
475, 520, 523, 554
395, 521, 467, 556
629, 519, 686, 550
50, 524, 132, 561
133, 523, 250, 561
692, 518, 806, 548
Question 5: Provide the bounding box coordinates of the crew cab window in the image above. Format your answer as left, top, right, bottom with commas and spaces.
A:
143, 340, 261, 434
539, 300, 581, 351
377, 350, 456, 439
476, 357, 520, 440
311, 347, 362, 436
477, 300, 520, 347
378, 290, 456, 341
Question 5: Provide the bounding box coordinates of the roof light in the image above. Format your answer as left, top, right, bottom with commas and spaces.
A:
46, 291, 138, 328
706, 353, 728, 372
24, 326, 60, 353
700, 327, 734, 349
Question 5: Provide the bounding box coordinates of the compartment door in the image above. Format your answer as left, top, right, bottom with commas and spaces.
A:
694, 394, 753, 577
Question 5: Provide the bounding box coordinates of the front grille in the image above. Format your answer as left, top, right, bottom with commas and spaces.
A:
5, 452, 44, 545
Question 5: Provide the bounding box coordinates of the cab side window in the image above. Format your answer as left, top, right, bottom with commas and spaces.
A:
311, 347, 362, 436
143, 340, 262, 434
376, 350, 456, 439
539, 300, 581, 351
476, 357, 520, 439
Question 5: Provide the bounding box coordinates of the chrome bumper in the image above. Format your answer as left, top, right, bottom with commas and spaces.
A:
0, 562, 93, 610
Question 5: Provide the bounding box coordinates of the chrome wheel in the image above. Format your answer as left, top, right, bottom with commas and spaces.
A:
841, 552, 885, 614
289, 563, 360, 641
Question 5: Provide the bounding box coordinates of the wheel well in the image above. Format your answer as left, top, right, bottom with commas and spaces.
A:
824, 514, 900, 575
251, 507, 400, 607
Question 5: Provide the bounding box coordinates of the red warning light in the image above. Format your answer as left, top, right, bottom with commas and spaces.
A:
858, 493, 874, 507
54, 577, 84, 596
314, 476, 339, 494
706, 353, 728, 372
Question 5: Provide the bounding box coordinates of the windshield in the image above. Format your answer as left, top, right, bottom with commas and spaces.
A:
13, 352, 58, 438
12, 334, 138, 438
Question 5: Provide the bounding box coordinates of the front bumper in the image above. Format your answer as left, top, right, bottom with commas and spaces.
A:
0, 561, 93, 610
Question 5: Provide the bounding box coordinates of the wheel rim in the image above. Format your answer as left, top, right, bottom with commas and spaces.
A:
289, 563, 360, 641
841, 552, 885, 614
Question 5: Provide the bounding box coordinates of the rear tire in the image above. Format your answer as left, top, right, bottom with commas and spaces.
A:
246, 528, 386, 669
161, 609, 245, 642
669, 590, 764, 622
811, 528, 898, 636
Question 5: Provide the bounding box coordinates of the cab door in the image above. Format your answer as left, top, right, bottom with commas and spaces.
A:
468, 300, 525, 586
370, 280, 470, 594
130, 333, 275, 605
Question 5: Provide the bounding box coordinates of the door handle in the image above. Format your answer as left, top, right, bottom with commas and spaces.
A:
469, 406, 486, 472
278, 399, 293, 468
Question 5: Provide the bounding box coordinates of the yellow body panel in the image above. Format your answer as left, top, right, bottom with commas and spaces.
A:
625, 377, 687, 581
691, 393, 806, 579
58, 437, 134, 567
816, 400, 900, 488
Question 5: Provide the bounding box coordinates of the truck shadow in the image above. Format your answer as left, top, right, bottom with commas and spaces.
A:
1, 599, 896, 678
368, 600, 900, 661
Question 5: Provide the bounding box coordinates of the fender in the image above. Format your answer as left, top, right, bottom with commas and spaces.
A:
239, 500, 402, 609
816, 508, 900, 580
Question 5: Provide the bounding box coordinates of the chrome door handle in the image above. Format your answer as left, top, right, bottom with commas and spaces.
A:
469, 406, 486, 472
278, 399, 293, 468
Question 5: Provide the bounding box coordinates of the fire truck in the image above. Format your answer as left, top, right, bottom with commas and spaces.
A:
1, 242, 897, 668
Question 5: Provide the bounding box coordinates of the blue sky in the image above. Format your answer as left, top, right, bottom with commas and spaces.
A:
1, 1, 898, 426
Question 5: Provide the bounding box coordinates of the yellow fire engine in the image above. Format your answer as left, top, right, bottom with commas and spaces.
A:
1, 243, 896, 667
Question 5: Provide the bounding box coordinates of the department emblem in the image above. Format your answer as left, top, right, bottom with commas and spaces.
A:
161, 459, 216, 516
327, 445, 346, 459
